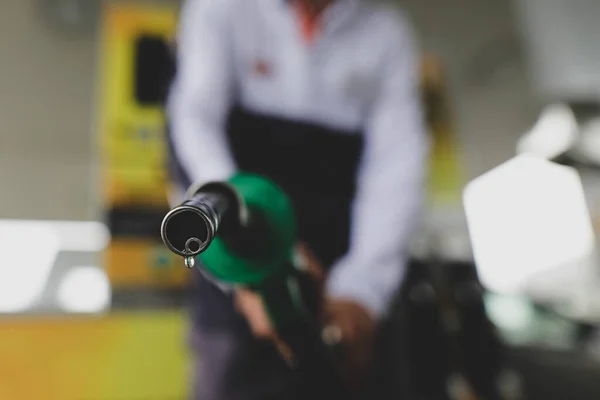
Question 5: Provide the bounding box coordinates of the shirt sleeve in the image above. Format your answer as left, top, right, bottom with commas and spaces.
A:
325, 12, 430, 318
167, 0, 237, 193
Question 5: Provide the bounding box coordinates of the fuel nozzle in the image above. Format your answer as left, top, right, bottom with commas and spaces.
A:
160, 182, 243, 267
160, 174, 296, 286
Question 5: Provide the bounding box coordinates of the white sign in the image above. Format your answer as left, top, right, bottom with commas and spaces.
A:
464, 155, 595, 294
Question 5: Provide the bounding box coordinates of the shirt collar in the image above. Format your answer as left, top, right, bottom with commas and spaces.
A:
282, 0, 361, 33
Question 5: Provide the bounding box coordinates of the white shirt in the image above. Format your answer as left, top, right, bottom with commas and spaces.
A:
168, 0, 430, 318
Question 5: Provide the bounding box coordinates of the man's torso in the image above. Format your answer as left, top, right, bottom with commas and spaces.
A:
224, 0, 401, 132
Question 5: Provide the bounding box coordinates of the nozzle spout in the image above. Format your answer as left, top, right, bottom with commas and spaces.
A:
161, 191, 229, 258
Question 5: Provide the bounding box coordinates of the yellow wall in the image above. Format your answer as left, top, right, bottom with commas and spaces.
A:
99, 3, 188, 289
0, 312, 190, 400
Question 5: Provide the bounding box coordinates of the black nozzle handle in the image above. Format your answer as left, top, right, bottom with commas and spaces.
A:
161, 181, 245, 259
161, 191, 229, 258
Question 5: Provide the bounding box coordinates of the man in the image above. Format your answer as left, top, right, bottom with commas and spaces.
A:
167, 0, 429, 398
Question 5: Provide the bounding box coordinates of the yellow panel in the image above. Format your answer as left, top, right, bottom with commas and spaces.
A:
103, 178, 169, 207
420, 55, 465, 207
103, 139, 165, 170
104, 3, 179, 38
97, 3, 178, 209
105, 239, 189, 288
0, 312, 189, 400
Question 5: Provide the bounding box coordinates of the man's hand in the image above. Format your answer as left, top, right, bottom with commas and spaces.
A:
235, 243, 324, 339
234, 243, 324, 366
235, 291, 376, 386
234, 287, 298, 366
324, 299, 376, 388
234, 244, 376, 386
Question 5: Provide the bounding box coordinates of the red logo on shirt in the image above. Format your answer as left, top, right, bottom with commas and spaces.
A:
252, 60, 272, 77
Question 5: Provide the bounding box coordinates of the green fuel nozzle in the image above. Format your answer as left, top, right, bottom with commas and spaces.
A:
160, 173, 348, 396
161, 173, 296, 286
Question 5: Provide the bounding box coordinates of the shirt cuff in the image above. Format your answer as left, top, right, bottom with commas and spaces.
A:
325, 256, 406, 319
198, 266, 235, 294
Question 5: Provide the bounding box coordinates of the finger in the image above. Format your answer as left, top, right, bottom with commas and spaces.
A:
322, 324, 343, 347
295, 242, 324, 279
325, 303, 359, 342
235, 288, 275, 338
273, 336, 297, 368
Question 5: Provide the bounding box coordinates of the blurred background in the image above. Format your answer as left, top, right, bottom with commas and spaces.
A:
3, 0, 600, 399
